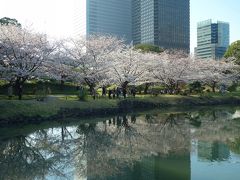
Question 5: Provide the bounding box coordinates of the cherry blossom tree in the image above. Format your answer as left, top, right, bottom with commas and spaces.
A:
0, 25, 54, 99
107, 46, 150, 97
63, 34, 124, 95
147, 51, 194, 94
147, 50, 238, 94
192, 58, 238, 92
42, 46, 79, 89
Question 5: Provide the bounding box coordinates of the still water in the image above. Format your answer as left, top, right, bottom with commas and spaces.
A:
0, 106, 240, 180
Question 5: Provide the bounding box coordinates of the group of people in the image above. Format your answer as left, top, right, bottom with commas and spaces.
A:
77, 85, 138, 100
102, 86, 137, 99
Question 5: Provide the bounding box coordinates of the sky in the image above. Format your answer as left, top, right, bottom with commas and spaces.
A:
0, 0, 239, 52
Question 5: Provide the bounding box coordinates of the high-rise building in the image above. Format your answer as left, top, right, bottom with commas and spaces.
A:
76, 0, 190, 51
195, 19, 229, 60
76, 0, 132, 42
132, 0, 190, 51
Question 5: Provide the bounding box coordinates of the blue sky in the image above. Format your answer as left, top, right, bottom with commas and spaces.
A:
191, 0, 240, 52
0, 0, 239, 52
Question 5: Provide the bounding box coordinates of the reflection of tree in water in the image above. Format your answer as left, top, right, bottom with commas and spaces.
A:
73, 118, 143, 179
0, 135, 55, 180
227, 137, 240, 155
0, 107, 239, 179
0, 113, 191, 179
185, 108, 236, 128
191, 109, 240, 143
185, 113, 202, 128
72, 113, 191, 179
75, 122, 118, 178
0, 127, 81, 180
193, 108, 235, 122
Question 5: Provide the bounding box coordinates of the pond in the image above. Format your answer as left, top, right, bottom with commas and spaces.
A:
0, 106, 240, 180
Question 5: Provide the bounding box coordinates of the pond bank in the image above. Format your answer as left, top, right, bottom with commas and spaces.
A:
1, 95, 240, 126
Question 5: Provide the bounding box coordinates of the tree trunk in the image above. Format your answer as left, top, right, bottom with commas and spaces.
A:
84, 78, 95, 97
175, 82, 180, 95
121, 81, 129, 99
88, 84, 96, 100
89, 85, 94, 95
144, 83, 151, 94
14, 77, 28, 100
15, 78, 24, 100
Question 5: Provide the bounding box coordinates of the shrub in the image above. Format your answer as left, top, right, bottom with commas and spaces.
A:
228, 83, 238, 92
189, 81, 204, 94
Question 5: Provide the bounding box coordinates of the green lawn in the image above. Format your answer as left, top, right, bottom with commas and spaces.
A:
0, 95, 119, 119
1, 92, 240, 119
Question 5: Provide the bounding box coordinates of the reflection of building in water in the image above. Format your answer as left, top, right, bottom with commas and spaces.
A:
83, 114, 191, 180
138, 157, 156, 179
91, 154, 191, 180
197, 141, 230, 161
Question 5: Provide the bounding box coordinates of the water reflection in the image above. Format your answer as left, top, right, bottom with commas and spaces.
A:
0, 107, 240, 179
197, 141, 230, 162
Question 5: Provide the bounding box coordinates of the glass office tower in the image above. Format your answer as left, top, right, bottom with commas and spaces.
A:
76, 0, 190, 51
132, 0, 190, 52
77, 0, 132, 42
195, 19, 229, 60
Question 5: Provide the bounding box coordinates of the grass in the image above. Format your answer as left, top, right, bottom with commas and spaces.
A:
0, 96, 119, 119
0, 95, 36, 100
1, 92, 240, 120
